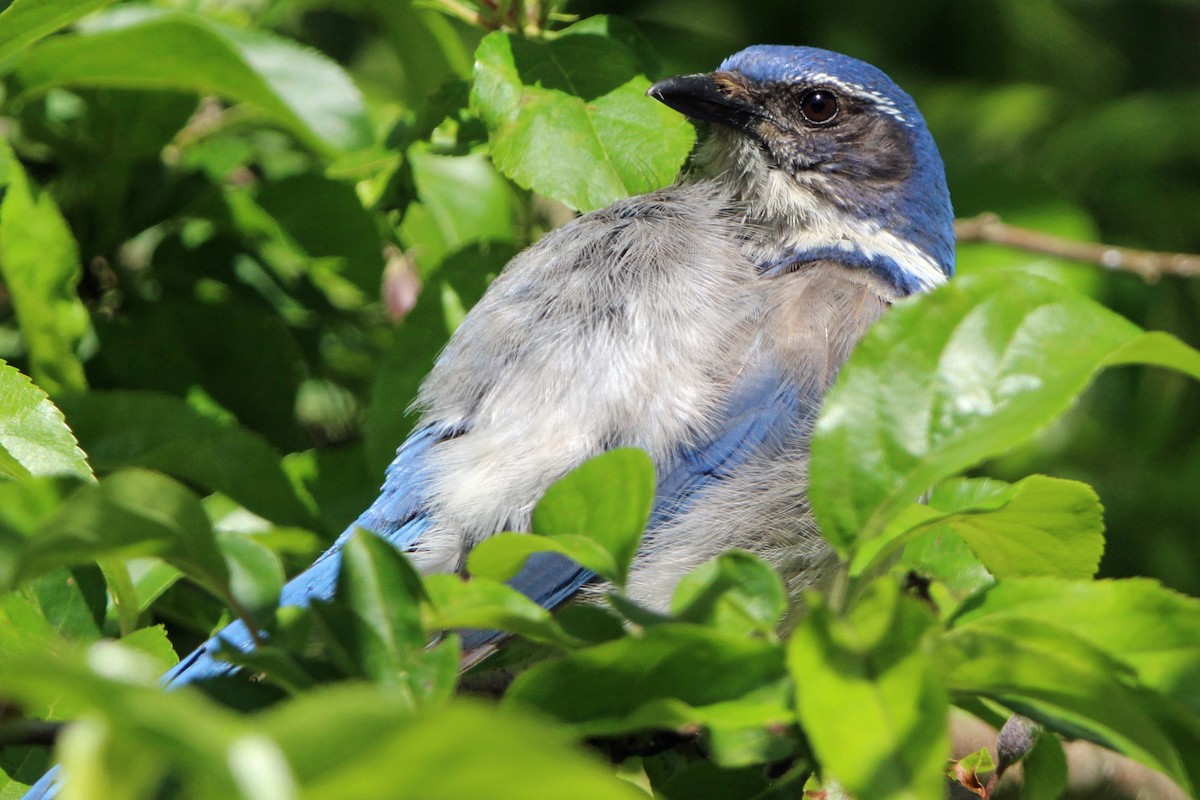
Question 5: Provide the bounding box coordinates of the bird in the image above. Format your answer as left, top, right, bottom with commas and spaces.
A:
21, 43, 953, 798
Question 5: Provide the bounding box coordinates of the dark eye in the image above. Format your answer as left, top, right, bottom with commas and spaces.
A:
799, 89, 839, 124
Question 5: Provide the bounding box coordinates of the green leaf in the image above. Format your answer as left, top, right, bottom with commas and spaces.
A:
788, 580, 947, 800
670, 550, 787, 636
423, 573, 579, 649
467, 448, 654, 587
943, 615, 1199, 793
860, 475, 1104, 579
60, 390, 315, 528
5, 470, 232, 600
0, 143, 89, 397
506, 625, 786, 734
26, 568, 103, 641
11, 7, 372, 153
333, 530, 429, 683
117, 624, 179, 672
0, 0, 118, 65
91, 301, 305, 451
810, 272, 1200, 558
405, 146, 520, 271
216, 529, 284, 626
951, 577, 1200, 717
247, 171, 388, 299
0, 639, 249, 796
471, 18, 695, 212
1019, 734, 1069, 800
269, 695, 644, 800
0, 362, 91, 481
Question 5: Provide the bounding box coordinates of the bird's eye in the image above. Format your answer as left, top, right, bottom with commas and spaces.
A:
799, 89, 839, 125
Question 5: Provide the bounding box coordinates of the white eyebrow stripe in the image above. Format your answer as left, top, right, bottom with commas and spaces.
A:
801, 72, 910, 125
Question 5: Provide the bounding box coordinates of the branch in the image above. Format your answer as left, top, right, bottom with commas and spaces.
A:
952, 714, 1189, 800
954, 213, 1200, 283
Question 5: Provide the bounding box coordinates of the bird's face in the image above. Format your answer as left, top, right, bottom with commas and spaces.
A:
649, 46, 954, 293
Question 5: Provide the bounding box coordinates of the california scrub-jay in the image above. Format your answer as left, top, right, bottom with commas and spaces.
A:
22, 43, 953, 798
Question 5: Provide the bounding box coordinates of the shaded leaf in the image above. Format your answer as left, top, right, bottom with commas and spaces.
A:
943, 616, 1199, 794
61, 390, 315, 528
506, 625, 786, 734
217, 529, 285, 627
12, 6, 372, 153
423, 573, 579, 648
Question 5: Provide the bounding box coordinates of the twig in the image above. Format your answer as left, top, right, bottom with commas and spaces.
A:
954, 212, 1200, 284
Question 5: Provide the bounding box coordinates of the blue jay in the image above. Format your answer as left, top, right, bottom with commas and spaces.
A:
22, 44, 952, 798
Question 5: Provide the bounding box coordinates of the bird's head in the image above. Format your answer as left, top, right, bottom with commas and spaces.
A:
649, 45, 954, 295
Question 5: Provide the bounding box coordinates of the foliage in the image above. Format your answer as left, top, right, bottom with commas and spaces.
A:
0, 1, 1198, 799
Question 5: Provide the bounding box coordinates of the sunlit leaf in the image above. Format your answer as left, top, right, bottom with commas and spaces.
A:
471, 17, 695, 212
0, 362, 91, 482
789, 580, 947, 800
810, 272, 1200, 558
860, 475, 1104, 578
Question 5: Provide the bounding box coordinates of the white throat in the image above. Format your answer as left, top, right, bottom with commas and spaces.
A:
694, 133, 947, 292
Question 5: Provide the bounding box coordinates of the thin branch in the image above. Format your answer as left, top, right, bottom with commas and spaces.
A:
955, 212, 1200, 283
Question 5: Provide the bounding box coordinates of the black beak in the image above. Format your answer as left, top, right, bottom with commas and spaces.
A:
647, 73, 761, 133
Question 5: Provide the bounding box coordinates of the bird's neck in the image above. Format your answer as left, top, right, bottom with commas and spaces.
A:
692, 133, 953, 296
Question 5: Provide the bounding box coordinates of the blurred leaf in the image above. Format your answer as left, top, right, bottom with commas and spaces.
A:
0, 361, 91, 481
61, 390, 315, 528
468, 448, 654, 587
0, 0, 118, 64
26, 568, 103, 642
810, 272, 1200, 559
216, 529, 284, 626
0, 142, 89, 397
274, 696, 644, 800
117, 624, 178, 672
8, 469, 228, 592
11, 6, 373, 153
107, 558, 182, 623
506, 625, 786, 734
1020, 734, 1069, 800
943, 615, 1200, 794
860, 475, 1104, 579
423, 573, 578, 648
670, 550, 786, 636
471, 18, 695, 212
0, 640, 249, 797
789, 580, 947, 800
951, 577, 1200, 717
